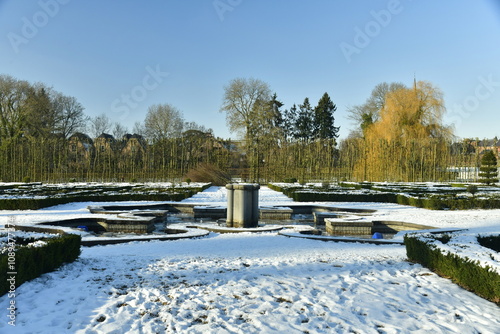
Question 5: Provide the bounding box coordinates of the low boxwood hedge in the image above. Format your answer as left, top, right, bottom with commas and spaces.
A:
404, 233, 500, 305
0, 234, 81, 296
291, 191, 397, 203
0, 183, 211, 210
478, 235, 500, 252
269, 183, 500, 210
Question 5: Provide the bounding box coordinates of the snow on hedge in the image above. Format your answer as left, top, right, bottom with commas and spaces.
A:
411, 231, 500, 275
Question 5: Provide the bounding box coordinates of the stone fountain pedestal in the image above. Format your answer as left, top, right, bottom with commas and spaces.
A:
226, 184, 260, 228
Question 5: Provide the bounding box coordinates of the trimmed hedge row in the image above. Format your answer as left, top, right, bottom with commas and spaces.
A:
0, 184, 211, 210
396, 195, 500, 210
0, 234, 81, 296
269, 184, 401, 204
404, 233, 500, 305
267, 184, 300, 198
0, 194, 183, 210
292, 192, 397, 203
478, 235, 500, 252
268, 183, 500, 210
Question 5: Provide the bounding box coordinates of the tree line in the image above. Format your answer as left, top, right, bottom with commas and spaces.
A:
0, 74, 230, 182
219, 78, 340, 182
0, 74, 495, 183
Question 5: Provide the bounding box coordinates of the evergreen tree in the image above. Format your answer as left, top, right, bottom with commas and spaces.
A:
282, 104, 298, 141
294, 98, 314, 141
25, 86, 54, 137
268, 93, 284, 129
262, 93, 287, 141
479, 150, 498, 185
313, 92, 340, 140
360, 113, 374, 136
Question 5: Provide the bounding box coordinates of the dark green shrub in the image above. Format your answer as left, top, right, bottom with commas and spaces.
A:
23, 176, 31, 183
0, 234, 81, 296
405, 234, 500, 305
360, 182, 372, 189
282, 178, 297, 183
269, 183, 500, 210
0, 185, 209, 210
477, 235, 500, 252
268, 184, 301, 199
423, 196, 446, 210
408, 197, 423, 208
396, 194, 410, 206
291, 191, 397, 203
338, 182, 353, 189
479, 151, 499, 185
433, 233, 452, 244
467, 184, 478, 196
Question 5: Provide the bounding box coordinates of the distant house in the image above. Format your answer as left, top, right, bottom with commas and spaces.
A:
472, 138, 500, 156
68, 132, 93, 160
450, 139, 476, 155
120, 134, 147, 156
181, 130, 228, 163
94, 133, 116, 154
67, 132, 94, 174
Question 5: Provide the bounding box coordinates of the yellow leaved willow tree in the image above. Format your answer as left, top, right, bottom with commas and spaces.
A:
355, 81, 453, 182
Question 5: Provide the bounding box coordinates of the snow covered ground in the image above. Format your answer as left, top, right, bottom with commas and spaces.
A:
1, 186, 499, 333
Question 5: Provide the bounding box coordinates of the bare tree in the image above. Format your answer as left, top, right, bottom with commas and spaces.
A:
112, 122, 128, 139
184, 121, 212, 135
88, 113, 112, 138
219, 77, 272, 140
133, 121, 146, 136
53, 93, 87, 138
144, 104, 184, 142
347, 82, 405, 137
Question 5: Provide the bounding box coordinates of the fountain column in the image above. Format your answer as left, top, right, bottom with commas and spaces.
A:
226, 184, 260, 228
226, 184, 234, 227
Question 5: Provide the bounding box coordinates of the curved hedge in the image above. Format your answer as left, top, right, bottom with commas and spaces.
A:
0, 184, 211, 210
0, 234, 81, 296
292, 191, 397, 203
404, 233, 500, 305
478, 235, 500, 252
269, 183, 500, 210
0, 193, 186, 210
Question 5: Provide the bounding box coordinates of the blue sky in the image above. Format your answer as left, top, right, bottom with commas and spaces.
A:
1, 0, 499, 140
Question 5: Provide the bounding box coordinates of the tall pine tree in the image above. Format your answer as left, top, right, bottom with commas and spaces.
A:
268, 93, 285, 133
294, 98, 314, 141
479, 150, 498, 185
283, 104, 298, 141
313, 92, 340, 140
